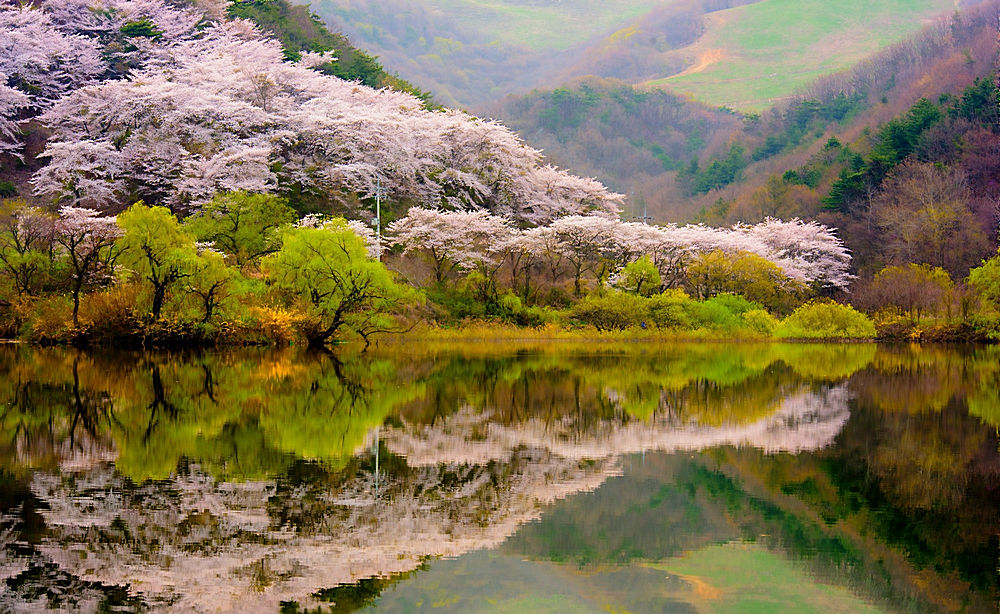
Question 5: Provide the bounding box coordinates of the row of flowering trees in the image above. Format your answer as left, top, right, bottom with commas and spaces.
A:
387, 207, 854, 305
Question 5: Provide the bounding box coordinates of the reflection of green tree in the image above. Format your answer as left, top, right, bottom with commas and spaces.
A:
0, 347, 424, 482
776, 343, 876, 381
965, 346, 1000, 428
258, 357, 424, 473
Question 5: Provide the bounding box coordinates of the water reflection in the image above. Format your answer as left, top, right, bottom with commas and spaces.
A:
0, 343, 997, 612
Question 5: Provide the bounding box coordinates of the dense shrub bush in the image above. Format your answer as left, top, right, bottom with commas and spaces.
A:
647, 289, 699, 329
775, 301, 876, 339
570, 291, 648, 331
742, 309, 778, 335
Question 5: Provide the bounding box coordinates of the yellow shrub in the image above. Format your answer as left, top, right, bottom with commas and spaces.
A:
26, 296, 73, 344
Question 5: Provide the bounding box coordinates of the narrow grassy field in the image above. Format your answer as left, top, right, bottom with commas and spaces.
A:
648, 0, 957, 110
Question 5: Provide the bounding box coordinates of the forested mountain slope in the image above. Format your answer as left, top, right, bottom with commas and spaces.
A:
490, 1, 1000, 228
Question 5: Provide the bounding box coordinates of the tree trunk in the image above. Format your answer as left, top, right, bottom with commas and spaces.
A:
151, 284, 166, 320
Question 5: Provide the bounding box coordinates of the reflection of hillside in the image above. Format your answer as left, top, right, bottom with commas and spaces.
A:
25, 449, 615, 611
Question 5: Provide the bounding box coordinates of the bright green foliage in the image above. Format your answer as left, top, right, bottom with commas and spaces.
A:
262, 220, 416, 346
184, 192, 296, 270
686, 250, 803, 314
116, 203, 199, 320
616, 256, 661, 297
0, 201, 59, 298
741, 309, 778, 336
775, 301, 876, 339
646, 290, 749, 333
187, 249, 239, 324
570, 290, 648, 331
646, 289, 700, 330
571, 289, 773, 335
968, 249, 1000, 309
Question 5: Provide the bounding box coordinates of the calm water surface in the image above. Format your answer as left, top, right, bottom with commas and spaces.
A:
0, 342, 997, 612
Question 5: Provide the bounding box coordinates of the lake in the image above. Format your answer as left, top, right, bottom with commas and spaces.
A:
0, 342, 997, 612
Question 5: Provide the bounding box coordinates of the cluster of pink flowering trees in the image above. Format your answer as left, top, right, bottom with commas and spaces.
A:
0, 1, 202, 158
1, 1, 622, 223
389, 208, 853, 304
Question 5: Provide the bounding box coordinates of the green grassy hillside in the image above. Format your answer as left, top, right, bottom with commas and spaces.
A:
650, 0, 957, 110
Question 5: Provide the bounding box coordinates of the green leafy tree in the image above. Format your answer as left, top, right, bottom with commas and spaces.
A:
686, 250, 803, 314
0, 201, 58, 298
116, 203, 199, 320
263, 220, 416, 347
184, 192, 296, 270
187, 249, 239, 324
968, 249, 1000, 310
615, 256, 661, 297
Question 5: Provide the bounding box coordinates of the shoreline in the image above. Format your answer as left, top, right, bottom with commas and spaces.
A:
1, 320, 993, 349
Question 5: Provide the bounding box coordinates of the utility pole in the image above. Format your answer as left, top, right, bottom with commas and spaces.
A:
374, 179, 383, 262
633, 193, 651, 225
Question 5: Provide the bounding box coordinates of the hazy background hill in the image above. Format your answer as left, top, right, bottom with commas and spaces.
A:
305, 0, 960, 110
487, 3, 1000, 222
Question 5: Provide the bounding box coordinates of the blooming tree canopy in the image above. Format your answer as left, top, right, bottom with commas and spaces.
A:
390, 209, 854, 293
25, 2, 622, 221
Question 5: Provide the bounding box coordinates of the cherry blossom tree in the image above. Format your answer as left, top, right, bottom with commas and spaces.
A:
389, 207, 514, 284
734, 218, 853, 291
54, 206, 122, 325
33, 18, 623, 221
548, 215, 623, 295
0, 5, 104, 156
0, 83, 27, 158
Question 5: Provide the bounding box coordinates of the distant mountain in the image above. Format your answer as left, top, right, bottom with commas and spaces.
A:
489, 0, 1000, 229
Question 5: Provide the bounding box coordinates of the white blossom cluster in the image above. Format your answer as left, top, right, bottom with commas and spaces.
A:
390, 208, 854, 290
0, 1, 622, 223
0, 0, 202, 158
